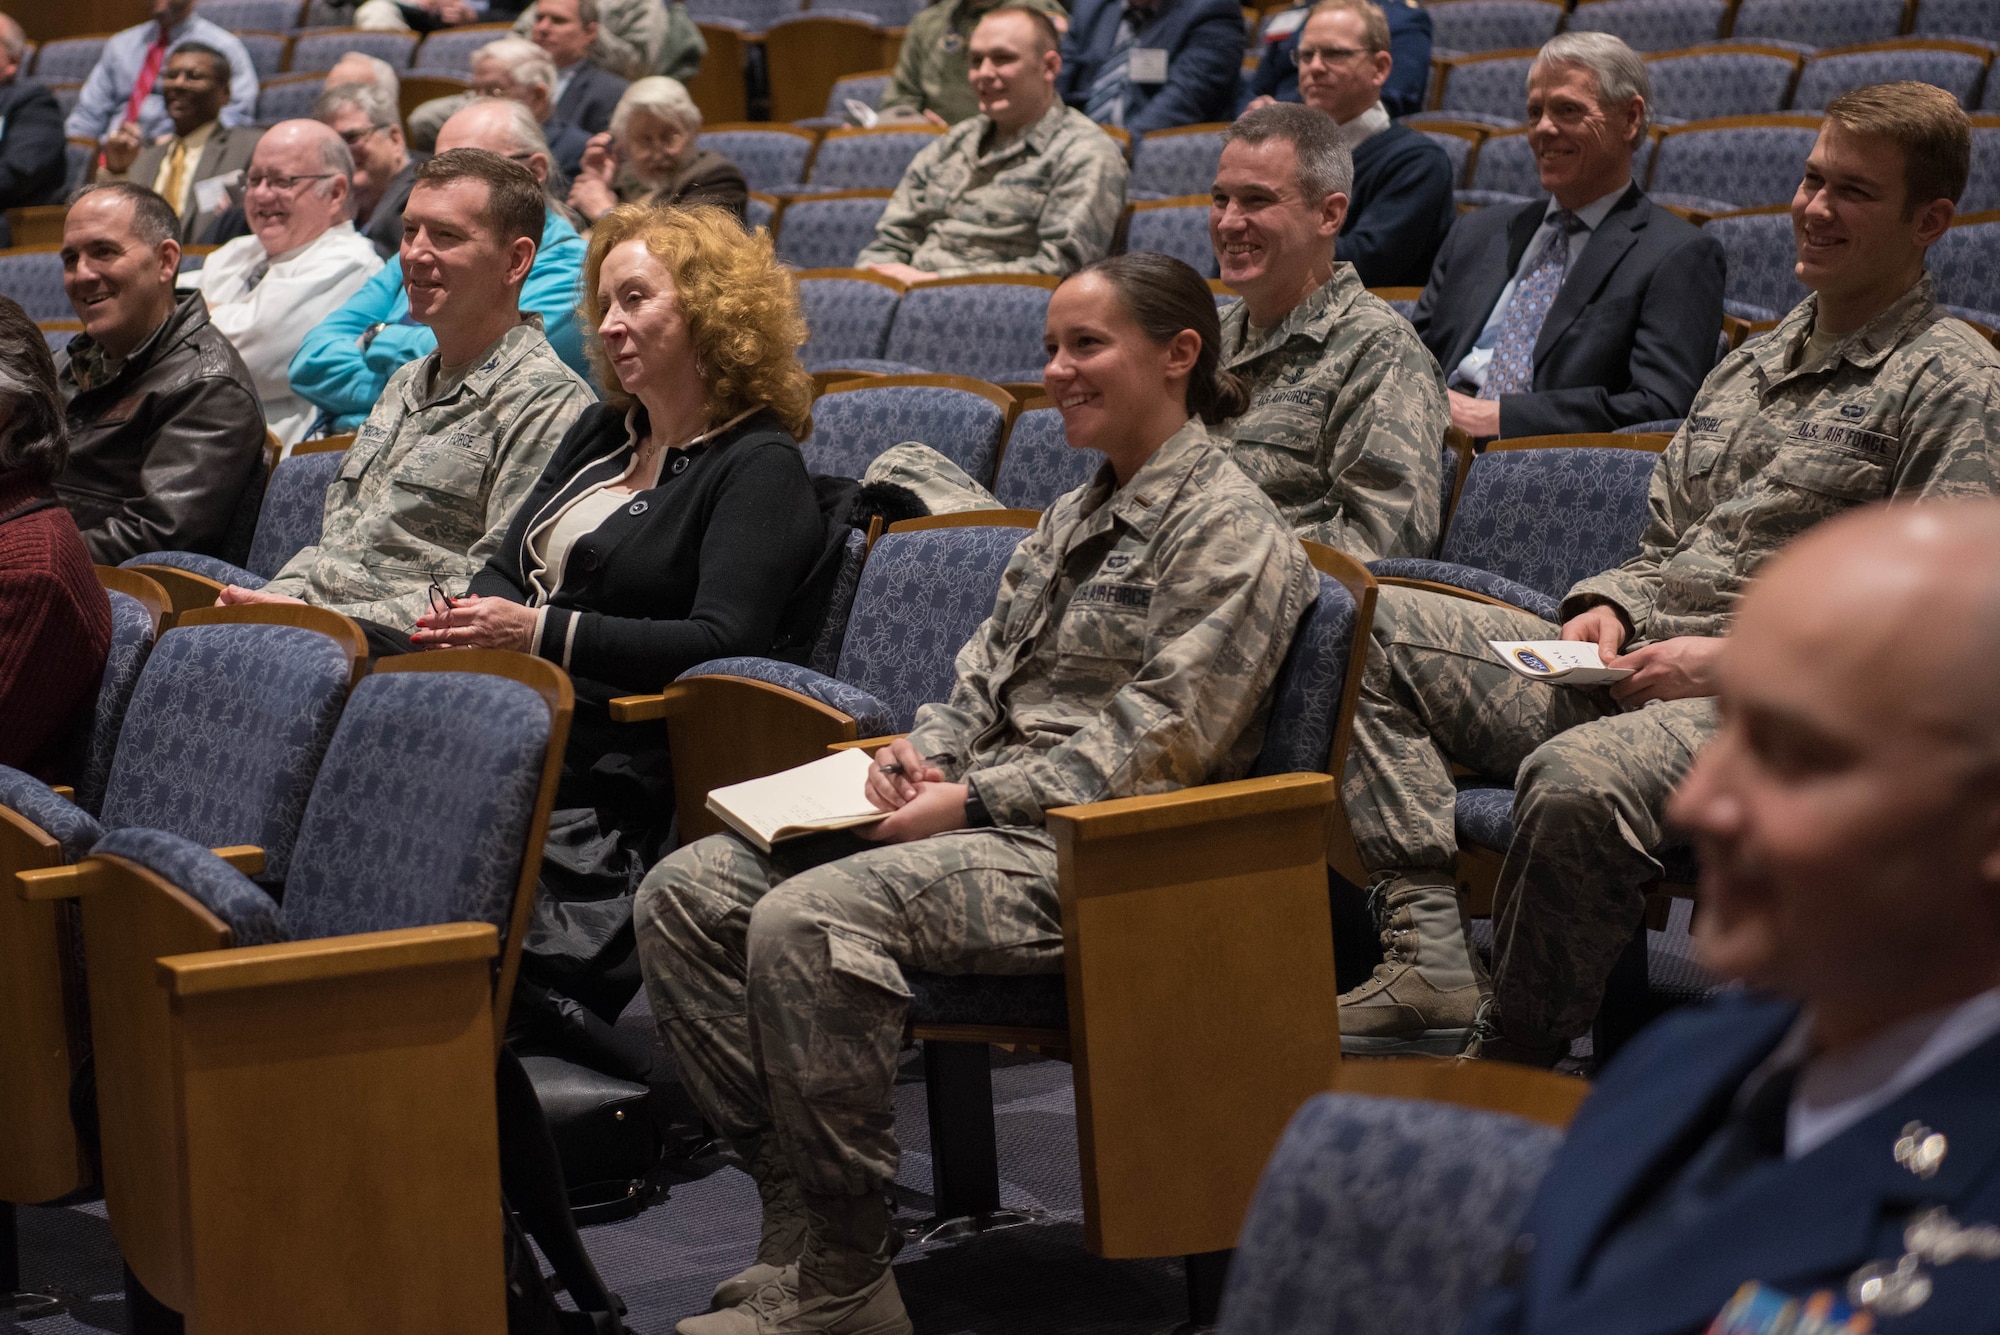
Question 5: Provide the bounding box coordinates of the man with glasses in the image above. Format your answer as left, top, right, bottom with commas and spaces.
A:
316, 81, 415, 259
95, 43, 261, 244
219, 148, 592, 633
193, 120, 384, 449
65, 0, 256, 144
1242, 0, 1430, 118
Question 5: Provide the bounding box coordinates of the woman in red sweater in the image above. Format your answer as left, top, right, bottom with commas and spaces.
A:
0, 295, 112, 775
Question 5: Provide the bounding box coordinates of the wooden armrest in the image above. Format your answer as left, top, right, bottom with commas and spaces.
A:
1374, 576, 1524, 613
828, 734, 906, 753
1048, 771, 1334, 844
157, 922, 498, 998
1332, 1054, 1590, 1128
608, 693, 667, 723
211, 845, 264, 875
49, 785, 75, 802
17, 863, 104, 900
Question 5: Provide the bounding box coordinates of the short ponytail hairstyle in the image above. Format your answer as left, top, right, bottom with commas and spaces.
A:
1073, 252, 1249, 426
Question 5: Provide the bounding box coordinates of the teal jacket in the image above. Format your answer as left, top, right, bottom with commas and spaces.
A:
289, 209, 591, 431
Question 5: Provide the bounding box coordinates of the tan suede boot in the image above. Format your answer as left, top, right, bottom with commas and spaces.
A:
679, 1191, 910, 1335
1337, 874, 1489, 1055
709, 1136, 810, 1311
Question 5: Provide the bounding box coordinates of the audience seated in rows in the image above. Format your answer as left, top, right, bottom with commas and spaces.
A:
54, 183, 265, 564
1262, 0, 1453, 288
316, 80, 417, 259
1465, 499, 2000, 1333
636, 252, 1317, 1335
0, 14, 65, 244
571, 76, 745, 226
515, 0, 706, 82
194, 120, 385, 448
96, 43, 261, 247
856, 5, 1128, 284
291, 98, 593, 432
409, 203, 830, 1076
879, 0, 1068, 128
1415, 31, 1725, 439
869, 104, 1449, 560
1341, 82, 2000, 1064
1057, 0, 1244, 134
65, 0, 257, 144
1242, 0, 1430, 119
0, 297, 111, 776
225, 148, 592, 629
532, 0, 631, 135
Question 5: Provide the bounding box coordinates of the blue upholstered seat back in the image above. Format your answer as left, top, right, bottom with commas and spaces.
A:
1440, 56, 1537, 121
835, 525, 1026, 731
0, 764, 104, 862
1128, 129, 1227, 201
1931, 221, 2000, 323
1468, 131, 1537, 195
797, 277, 902, 368
1249, 573, 1356, 779
1442, 447, 1658, 600
1649, 124, 1819, 210
803, 383, 1009, 484
774, 195, 893, 269
234, 32, 285, 77
993, 408, 1106, 511
821, 71, 891, 117
1704, 208, 1808, 321
288, 30, 416, 73
196, 0, 300, 31
809, 528, 870, 677
1644, 50, 1798, 120
60, 589, 157, 817
1219, 1092, 1562, 1335
93, 827, 287, 947
1126, 202, 1220, 278
700, 129, 814, 192
1914, 0, 2000, 42
410, 26, 502, 73
881, 283, 1053, 384
245, 449, 343, 580
99, 623, 349, 879
746, 194, 776, 234
26, 36, 107, 81
282, 671, 550, 942
1562, 0, 1728, 52
1427, 0, 1565, 54
0, 251, 70, 322
1416, 130, 1477, 188
1966, 128, 2000, 214
1730, 0, 1904, 46
1794, 48, 1989, 111
255, 76, 327, 127
808, 131, 940, 190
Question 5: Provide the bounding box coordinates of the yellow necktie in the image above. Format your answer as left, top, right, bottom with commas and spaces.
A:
159, 139, 190, 216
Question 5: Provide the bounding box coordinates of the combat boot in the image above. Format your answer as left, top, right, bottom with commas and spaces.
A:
679, 1190, 911, 1335
1337, 873, 1488, 1055
709, 1135, 809, 1310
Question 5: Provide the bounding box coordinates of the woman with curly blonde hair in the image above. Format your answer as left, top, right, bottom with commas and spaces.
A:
410, 202, 831, 1066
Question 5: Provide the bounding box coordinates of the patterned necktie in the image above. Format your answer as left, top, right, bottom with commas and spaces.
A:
159, 137, 190, 216
126, 22, 173, 126
1084, 7, 1144, 126
1479, 209, 1584, 400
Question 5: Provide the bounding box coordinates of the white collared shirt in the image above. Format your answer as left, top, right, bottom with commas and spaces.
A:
1451, 180, 1632, 392
196, 222, 385, 448
1332, 100, 1390, 155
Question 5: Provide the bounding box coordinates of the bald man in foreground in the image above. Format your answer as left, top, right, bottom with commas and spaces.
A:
1461, 500, 2000, 1335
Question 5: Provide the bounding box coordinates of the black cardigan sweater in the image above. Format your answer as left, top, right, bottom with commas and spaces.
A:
469, 403, 825, 696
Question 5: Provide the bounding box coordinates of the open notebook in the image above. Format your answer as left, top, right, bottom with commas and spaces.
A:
706, 748, 887, 853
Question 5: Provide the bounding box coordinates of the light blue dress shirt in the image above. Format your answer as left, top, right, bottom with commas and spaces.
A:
64, 16, 260, 143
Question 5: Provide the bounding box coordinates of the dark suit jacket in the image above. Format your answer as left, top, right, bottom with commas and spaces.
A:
555, 61, 628, 137
545, 115, 593, 182
0, 81, 67, 221
1463, 993, 2000, 1335
651, 149, 747, 223
1412, 185, 1725, 436
362, 159, 417, 259
1338, 123, 1454, 288
1056, 0, 1245, 134
128, 123, 263, 245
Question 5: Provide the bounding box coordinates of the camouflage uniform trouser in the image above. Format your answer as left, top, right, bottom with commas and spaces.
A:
633, 826, 1064, 1198
1341, 585, 1720, 1044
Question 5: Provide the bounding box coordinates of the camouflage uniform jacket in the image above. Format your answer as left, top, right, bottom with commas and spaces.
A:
260, 315, 593, 628
854, 100, 1127, 277
903, 419, 1318, 826
1565, 275, 2000, 643
1218, 264, 1448, 560
881, 0, 1068, 125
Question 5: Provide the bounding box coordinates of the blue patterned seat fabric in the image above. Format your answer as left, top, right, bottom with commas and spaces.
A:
26, 37, 107, 81
774, 195, 893, 269
1126, 202, 1220, 278
1931, 221, 1998, 320
234, 32, 285, 77
0, 251, 72, 323
1426, 0, 1565, 54
699, 130, 814, 192
1643, 51, 1799, 120
1467, 132, 1537, 196
282, 671, 550, 941
804, 383, 1009, 482
797, 276, 901, 367
1403, 109, 1520, 129
1964, 128, 2000, 214
1417, 130, 1477, 188
1913, 0, 2000, 42
246, 448, 342, 578
195, 0, 300, 31
814, 0, 920, 24
411, 27, 506, 73
1370, 557, 1561, 620
289, 31, 417, 73
98, 623, 351, 882
808, 529, 869, 678
125, 549, 265, 588
1729, 0, 1904, 47
92, 827, 286, 947
882, 282, 1053, 383
255, 77, 326, 126
1648, 124, 1819, 210
1220, 1091, 1562, 1335
1128, 128, 1227, 201
1794, 49, 1990, 111
0, 764, 105, 861
684, 0, 795, 26
807, 131, 940, 190
1617, 417, 1685, 434
677, 655, 897, 738
992, 407, 1106, 510
746, 194, 776, 233
806, 357, 929, 376
1441, 56, 1537, 121
55, 589, 156, 817
1563, 0, 1728, 52
820, 71, 892, 118
1703, 208, 1807, 321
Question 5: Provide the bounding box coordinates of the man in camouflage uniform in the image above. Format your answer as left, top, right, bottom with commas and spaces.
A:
217, 149, 592, 630
636, 417, 1317, 1335
1340, 82, 2000, 1064
878, 0, 1067, 126
856, 5, 1126, 282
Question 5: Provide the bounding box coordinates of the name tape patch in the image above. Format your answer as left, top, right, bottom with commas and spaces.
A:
1789, 420, 1897, 455
1073, 581, 1153, 611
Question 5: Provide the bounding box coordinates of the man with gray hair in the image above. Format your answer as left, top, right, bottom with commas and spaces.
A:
195, 119, 383, 447
569, 75, 745, 224
1412, 30, 1724, 438
316, 80, 414, 257
322, 51, 400, 105
472, 35, 592, 177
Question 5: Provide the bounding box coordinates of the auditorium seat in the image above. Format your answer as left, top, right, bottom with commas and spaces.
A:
0, 247, 69, 323
804, 125, 943, 191
1728, 0, 1907, 49
255, 72, 325, 125
797, 267, 904, 368
801, 373, 1013, 482
1966, 122, 2000, 214
1930, 215, 2000, 329
762, 13, 893, 123
992, 404, 1105, 510
1702, 205, 1809, 322
1642, 45, 1801, 121
1435, 51, 1535, 123
1913, 0, 2000, 44
410, 22, 517, 74
1646, 115, 1821, 212
195, 0, 301, 31
1414, 123, 1485, 188
1124, 196, 1218, 277
772, 190, 893, 268
60, 573, 169, 815
1563, 0, 1729, 53
800, 69, 893, 128
1424, 0, 1566, 56
1127, 123, 1229, 201
287, 28, 417, 73
1791, 40, 1994, 111
25, 37, 107, 83
880, 276, 1058, 383
684, 0, 795, 27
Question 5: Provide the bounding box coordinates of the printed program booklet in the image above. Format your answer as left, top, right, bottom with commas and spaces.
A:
705, 748, 887, 852
1488, 639, 1635, 686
